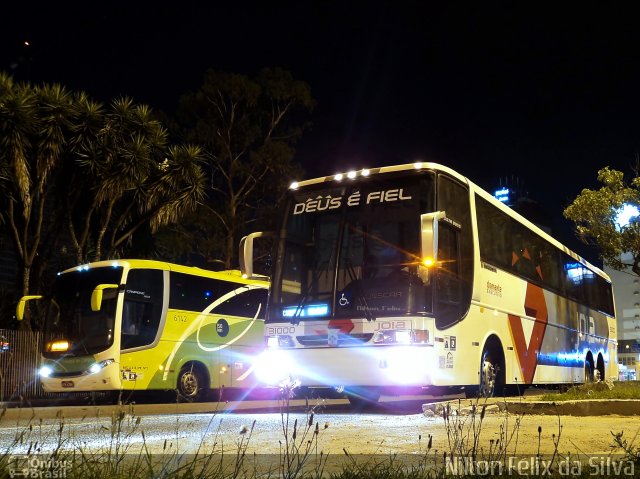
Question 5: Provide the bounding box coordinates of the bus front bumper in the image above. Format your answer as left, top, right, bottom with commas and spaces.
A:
254, 345, 439, 388
40, 361, 122, 392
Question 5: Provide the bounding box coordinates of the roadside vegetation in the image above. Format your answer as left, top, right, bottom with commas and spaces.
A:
0, 69, 313, 330
540, 380, 640, 401
3, 386, 640, 478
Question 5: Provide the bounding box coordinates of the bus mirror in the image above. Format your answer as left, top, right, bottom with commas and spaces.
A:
16, 295, 43, 321
91, 284, 119, 312
240, 231, 274, 279
419, 212, 446, 283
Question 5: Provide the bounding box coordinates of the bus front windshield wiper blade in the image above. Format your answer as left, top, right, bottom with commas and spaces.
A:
344, 259, 376, 322
289, 260, 332, 325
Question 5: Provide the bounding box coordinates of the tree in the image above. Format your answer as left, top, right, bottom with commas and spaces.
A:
65, 97, 205, 263
564, 166, 640, 275
173, 68, 313, 268
0, 74, 205, 329
0, 74, 76, 325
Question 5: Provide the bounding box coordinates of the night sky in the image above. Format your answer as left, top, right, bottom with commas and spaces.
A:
3, 2, 640, 261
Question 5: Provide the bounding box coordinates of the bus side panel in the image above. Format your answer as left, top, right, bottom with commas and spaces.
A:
224, 316, 265, 389
120, 310, 222, 391
472, 265, 616, 386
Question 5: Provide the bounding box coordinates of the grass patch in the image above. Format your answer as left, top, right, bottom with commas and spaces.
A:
540, 381, 640, 401
3, 387, 640, 478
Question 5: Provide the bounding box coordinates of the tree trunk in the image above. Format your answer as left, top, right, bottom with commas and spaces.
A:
18, 264, 32, 331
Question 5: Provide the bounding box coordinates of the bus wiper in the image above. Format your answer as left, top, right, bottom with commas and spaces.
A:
289, 260, 331, 325
345, 259, 376, 322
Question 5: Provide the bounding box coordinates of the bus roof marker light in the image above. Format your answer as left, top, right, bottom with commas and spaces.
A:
347, 171, 357, 179
413, 162, 423, 170
334, 173, 344, 181
361, 169, 370, 177
289, 181, 299, 190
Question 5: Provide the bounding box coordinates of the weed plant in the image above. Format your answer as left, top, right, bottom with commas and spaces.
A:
2, 388, 638, 478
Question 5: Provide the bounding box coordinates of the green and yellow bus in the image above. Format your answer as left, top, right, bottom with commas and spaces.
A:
17, 259, 269, 401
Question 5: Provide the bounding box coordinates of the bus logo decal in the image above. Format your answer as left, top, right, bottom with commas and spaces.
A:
507, 282, 548, 384
216, 319, 230, 337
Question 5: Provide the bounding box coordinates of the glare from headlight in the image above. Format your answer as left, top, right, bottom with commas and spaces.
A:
39, 366, 53, 378
88, 359, 115, 375
254, 350, 293, 385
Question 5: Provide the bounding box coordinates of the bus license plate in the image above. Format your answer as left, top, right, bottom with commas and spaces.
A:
61, 381, 74, 388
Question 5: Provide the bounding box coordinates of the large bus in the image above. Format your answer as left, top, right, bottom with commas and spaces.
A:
241, 163, 617, 402
17, 259, 269, 401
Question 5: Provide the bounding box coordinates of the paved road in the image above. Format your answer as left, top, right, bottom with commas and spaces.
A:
3, 391, 640, 478
2, 393, 639, 454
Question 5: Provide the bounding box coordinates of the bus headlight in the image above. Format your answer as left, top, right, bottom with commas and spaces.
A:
255, 350, 293, 385
39, 366, 53, 378
88, 359, 114, 375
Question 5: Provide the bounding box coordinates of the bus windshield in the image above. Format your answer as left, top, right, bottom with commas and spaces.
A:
43, 267, 124, 357
270, 174, 435, 322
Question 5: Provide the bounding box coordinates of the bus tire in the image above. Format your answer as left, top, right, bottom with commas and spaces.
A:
478, 346, 504, 398
177, 364, 207, 402
584, 360, 594, 384
596, 354, 605, 382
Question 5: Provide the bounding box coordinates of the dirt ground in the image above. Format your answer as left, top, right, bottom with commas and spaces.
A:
3, 399, 640, 460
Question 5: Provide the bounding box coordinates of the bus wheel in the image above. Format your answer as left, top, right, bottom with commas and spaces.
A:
596, 355, 605, 382
479, 349, 502, 398
584, 361, 594, 384
178, 365, 206, 402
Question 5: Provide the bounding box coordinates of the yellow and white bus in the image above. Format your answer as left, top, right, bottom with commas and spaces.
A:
242, 163, 617, 402
17, 259, 268, 401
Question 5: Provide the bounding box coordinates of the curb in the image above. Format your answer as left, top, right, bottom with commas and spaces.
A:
498, 399, 640, 416
422, 399, 640, 417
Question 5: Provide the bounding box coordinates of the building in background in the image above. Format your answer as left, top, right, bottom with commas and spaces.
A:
604, 253, 640, 380
492, 176, 552, 234
617, 338, 640, 381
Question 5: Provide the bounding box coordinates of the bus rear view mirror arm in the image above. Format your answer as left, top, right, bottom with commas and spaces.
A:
420, 211, 447, 284
91, 284, 120, 312
16, 295, 43, 321
240, 231, 274, 279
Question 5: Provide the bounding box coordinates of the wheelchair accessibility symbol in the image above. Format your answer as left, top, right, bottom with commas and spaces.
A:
338, 293, 350, 307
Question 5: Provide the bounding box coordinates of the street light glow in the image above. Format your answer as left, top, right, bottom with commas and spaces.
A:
615, 203, 640, 229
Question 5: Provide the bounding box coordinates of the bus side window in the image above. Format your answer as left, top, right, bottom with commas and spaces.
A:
213, 288, 268, 319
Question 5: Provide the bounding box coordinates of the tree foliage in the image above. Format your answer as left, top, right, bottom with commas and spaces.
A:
0, 73, 205, 329
564, 166, 640, 275
172, 68, 313, 267
65, 97, 205, 262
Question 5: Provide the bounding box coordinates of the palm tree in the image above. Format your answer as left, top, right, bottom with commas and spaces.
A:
0, 76, 205, 330
67, 97, 205, 263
